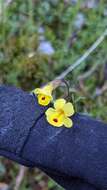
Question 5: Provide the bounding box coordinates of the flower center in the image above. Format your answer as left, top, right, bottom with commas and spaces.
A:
53, 118, 58, 123
42, 96, 45, 100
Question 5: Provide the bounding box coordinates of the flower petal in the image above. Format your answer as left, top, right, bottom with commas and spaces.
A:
54, 98, 66, 110
46, 112, 63, 127
34, 84, 53, 97
43, 84, 53, 92
63, 117, 73, 128
63, 102, 74, 116
38, 94, 52, 106
45, 108, 56, 116
33, 88, 42, 94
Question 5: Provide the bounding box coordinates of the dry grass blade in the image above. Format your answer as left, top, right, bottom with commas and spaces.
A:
14, 166, 27, 190
56, 28, 107, 80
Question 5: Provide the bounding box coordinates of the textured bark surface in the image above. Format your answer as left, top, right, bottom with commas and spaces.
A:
0, 86, 46, 154
0, 85, 107, 190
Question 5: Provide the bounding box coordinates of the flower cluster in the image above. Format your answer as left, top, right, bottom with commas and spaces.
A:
33, 82, 75, 128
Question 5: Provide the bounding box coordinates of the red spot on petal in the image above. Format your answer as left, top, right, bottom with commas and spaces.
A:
42, 96, 45, 100
53, 118, 58, 123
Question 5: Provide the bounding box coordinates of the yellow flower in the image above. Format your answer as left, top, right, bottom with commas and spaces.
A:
45, 98, 74, 128
33, 84, 53, 106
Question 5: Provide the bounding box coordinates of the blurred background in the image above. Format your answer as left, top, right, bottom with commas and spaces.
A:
0, 0, 107, 189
